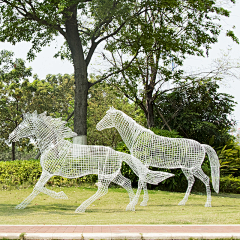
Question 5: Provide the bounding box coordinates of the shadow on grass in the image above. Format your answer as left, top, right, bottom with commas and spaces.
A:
0, 202, 138, 216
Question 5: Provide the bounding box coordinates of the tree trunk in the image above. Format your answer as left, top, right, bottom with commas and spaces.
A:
146, 99, 155, 128
12, 142, 15, 161
65, 5, 88, 144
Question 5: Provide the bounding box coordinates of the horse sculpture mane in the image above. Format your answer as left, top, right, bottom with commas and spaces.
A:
23, 111, 77, 140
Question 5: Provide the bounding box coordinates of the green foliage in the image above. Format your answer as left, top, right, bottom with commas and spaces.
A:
217, 141, 240, 177
0, 52, 74, 160
106, 0, 238, 128
87, 77, 146, 148
0, 159, 97, 189
0, 50, 34, 159
219, 175, 240, 194
30, 74, 74, 120
0, 159, 42, 186
150, 128, 182, 139
1, 158, 240, 194
155, 79, 236, 148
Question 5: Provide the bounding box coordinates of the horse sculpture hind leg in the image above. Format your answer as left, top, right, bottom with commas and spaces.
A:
178, 168, 195, 206
139, 182, 149, 206
112, 173, 135, 202
16, 170, 67, 209
192, 167, 212, 207
178, 167, 211, 207
126, 179, 145, 211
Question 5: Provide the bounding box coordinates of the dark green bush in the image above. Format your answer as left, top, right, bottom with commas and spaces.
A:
219, 175, 240, 194
1, 156, 240, 194
216, 140, 240, 177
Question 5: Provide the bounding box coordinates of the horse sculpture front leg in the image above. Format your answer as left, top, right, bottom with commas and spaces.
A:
126, 179, 144, 211
16, 170, 67, 209
75, 178, 111, 213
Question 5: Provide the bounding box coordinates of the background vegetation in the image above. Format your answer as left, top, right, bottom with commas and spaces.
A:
0, 54, 239, 193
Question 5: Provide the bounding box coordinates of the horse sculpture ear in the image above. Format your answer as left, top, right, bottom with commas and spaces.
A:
109, 106, 115, 111
32, 110, 38, 118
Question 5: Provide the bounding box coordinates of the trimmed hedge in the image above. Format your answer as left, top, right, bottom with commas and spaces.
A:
0, 159, 240, 194
0, 159, 97, 188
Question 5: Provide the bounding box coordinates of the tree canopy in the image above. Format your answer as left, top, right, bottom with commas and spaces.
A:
155, 78, 236, 148
0, 0, 237, 143
104, 0, 238, 128
0, 50, 75, 159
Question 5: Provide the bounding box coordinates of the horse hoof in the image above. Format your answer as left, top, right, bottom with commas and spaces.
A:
57, 191, 68, 199
140, 201, 147, 206
205, 203, 211, 207
126, 204, 135, 211
75, 207, 86, 213
178, 200, 186, 206
15, 204, 26, 209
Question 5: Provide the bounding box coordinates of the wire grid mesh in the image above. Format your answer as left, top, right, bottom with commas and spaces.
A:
97, 107, 220, 207
8, 111, 173, 212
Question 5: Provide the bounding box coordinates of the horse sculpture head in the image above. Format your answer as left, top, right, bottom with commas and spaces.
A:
8, 111, 39, 143
96, 106, 117, 131
8, 111, 77, 147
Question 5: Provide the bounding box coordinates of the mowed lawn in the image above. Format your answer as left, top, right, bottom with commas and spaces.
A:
0, 185, 240, 225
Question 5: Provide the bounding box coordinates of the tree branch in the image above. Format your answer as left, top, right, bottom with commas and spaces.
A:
153, 102, 172, 131
88, 50, 139, 88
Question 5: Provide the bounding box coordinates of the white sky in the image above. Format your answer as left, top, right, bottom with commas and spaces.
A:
0, 1, 240, 125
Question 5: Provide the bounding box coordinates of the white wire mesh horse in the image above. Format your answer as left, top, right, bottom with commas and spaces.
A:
8, 111, 173, 213
96, 107, 220, 207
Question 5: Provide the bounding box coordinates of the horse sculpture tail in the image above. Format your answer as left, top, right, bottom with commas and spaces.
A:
123, 153, 174, 185
202, 144, 220, 193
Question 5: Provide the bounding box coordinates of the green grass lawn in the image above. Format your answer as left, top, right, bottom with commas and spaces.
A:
0, 185, 240, 225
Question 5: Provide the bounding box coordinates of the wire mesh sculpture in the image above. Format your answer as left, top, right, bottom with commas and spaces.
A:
97, 107, 220, 207
8, 111, 174, 213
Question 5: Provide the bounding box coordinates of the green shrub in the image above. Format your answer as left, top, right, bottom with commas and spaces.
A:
219, 175, 240, 194
0, 159, 98, 189
216, 140, 240, 177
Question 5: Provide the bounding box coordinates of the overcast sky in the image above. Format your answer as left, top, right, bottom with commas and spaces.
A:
0, 1, 240, 125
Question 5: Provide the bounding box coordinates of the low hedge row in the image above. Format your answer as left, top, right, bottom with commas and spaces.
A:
0, 159, 239, 194
219, 175, 240, 194
0, 159, 97, 188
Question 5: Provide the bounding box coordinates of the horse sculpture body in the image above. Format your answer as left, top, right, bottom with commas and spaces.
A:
97, 107, 220, 207
8, 111, 173, 212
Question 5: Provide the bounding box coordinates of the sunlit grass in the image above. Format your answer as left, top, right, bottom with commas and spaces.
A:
1, 185, 240, 225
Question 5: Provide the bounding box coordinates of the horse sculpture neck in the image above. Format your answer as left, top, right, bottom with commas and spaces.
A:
113, 111, 151, 151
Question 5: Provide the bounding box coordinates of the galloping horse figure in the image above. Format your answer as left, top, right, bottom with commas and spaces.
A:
97, 107, 220, 207
8, 111, 173, 212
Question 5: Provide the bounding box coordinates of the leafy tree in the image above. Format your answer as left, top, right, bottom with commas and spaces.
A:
0, 0, 146, 143
0, 51, 75, 160
154, 78, 236, 148
0, 0, 237, 142
87, 75, 146, 147
0, 50, 33, 160
30, 74, 75, 120
105, 0, 238, 128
